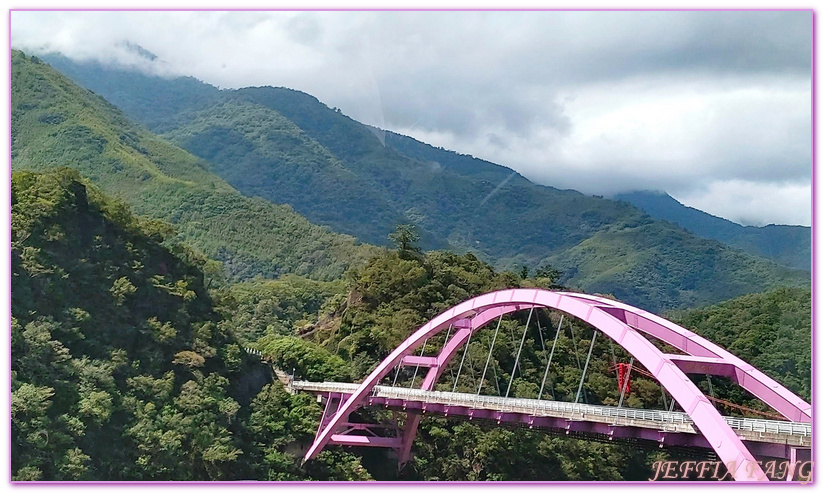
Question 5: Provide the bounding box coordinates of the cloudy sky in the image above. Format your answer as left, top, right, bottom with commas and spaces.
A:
11, 10, 812, 226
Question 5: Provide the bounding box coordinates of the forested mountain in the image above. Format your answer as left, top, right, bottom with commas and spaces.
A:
614, 191, 811, 271
40, 52, 808, 312
11, 50, 377, 282
5, 170, 668, 481
10, 168, 372, 481
10, 168, 809, 481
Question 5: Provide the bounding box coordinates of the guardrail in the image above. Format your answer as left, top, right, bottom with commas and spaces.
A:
291, 381, 811, 438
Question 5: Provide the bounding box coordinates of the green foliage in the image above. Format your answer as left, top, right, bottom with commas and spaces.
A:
307, 450, 373, 481
10, 168, 371, 481
406, 418, 657, 481
172, 350, 206, 369
388, 223, 422, 254
614, 191, 811, 271
328, 250, 520, 373
221, 274, 346, 345
256, 336, 351, 382
123, 373, 243, 479
10, 168, 254, 480
240, 382, 372, 481
110, 276, 137, 305
11, 50, 377, 283
670, 287, 811, 403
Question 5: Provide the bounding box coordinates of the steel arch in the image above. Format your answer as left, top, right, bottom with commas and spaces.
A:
304, 289, 811, 481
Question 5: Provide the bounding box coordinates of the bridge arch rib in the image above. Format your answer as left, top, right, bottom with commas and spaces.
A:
303, 289, 810, 481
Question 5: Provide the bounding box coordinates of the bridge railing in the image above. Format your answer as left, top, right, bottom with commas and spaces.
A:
373, 385, 692, 425
290, 381, 811, 438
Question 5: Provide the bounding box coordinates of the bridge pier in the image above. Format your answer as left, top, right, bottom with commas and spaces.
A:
785, 447, 812, 482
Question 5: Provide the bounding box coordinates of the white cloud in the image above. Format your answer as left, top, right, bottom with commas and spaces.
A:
674, 180, 811, 227
9, 10, 812, 226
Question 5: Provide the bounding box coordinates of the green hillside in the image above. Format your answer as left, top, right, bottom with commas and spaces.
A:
37, 52, 808, 312
614, 191, 811, 271
11, 50, 377, 282
547, 219, 809, 311
12, 168, 237, 480
10, 168, 372, 481
161, 98, 417, 246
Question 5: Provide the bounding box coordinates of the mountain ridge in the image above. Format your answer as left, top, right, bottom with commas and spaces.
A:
28, 50, 809, 312
613, 190, 810, 271
11, 50, 378, 282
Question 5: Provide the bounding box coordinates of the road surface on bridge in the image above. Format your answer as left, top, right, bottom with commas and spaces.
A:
290, 380, 811, 448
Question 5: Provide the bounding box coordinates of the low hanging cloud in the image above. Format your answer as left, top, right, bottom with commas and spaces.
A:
674, 180, 811, 227
10, 10, 812, 226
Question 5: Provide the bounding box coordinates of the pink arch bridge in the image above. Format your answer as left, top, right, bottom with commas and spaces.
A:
299, 289, 811, 481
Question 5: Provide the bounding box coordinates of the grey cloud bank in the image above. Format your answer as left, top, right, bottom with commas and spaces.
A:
11, 10, 812, 226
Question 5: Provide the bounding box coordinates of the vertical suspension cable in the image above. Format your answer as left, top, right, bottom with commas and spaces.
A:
536, 313, 546, 353
408, 338, 428, 389
568, 320, 582, 370
452, 327, 475, 392
574, 330, 598, 404
507, 323, 520, 375
505, 307, 535, 398
478, 314, 504, 395
707, 375, 716, 408
466, 348, 478, 390
392, 364, 401, 387
491, 362, 501, 395
508, 323, 516, 350
660, 384, 668, 410
608, 339, 617, 368
441, 324, 455, 381
538, 314, 564, 400
617, 357, 633, 408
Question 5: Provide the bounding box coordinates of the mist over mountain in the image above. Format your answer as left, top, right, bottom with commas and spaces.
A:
36, 51, 809, 312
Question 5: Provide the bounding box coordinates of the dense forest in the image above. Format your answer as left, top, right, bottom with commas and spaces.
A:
11, 169, 811, 481
614, 191, 810, 271
10, 49, 812, 482
10, 168, 372, 481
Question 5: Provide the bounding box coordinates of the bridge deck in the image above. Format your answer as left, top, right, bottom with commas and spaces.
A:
291, 380, 811, 449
